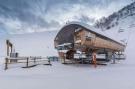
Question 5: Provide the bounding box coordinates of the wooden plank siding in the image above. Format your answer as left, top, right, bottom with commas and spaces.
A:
74, 30, 125, 51
54, 23, 125, 53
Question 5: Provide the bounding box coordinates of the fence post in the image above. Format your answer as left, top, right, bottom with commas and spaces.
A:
48, 59, 51, 65
26, 57, 29, 67
34, 58, 36, 65
5, 58, 8, 70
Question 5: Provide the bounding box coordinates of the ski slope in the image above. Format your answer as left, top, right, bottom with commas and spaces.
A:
0, 25, 135, 89
0, 31, 58, 59
0, 10, 135, 89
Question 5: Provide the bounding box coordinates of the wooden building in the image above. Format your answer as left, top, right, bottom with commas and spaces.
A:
54, 22, 125, 63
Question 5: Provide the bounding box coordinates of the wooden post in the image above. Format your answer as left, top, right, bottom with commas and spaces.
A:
34, 58, 36, 65
5, 58, 8, 70
48, 59, 51, 65
63, 56, 65, 64
63, 53, 66, 64
6, 40, 13, 57
7, 43, 9, 56
26, 58, 29, 67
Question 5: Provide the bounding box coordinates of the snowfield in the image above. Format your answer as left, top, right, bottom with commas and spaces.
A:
0, 28, 135, 89
0, 31, 58, 58
0, 61, 135, 89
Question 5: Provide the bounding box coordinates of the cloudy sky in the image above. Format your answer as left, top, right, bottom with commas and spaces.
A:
0, 0, 133, 34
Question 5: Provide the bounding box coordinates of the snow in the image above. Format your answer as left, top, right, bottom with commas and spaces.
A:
0, 28, 135, 89
102, 15, 135, 45
0, 31, 58, 58
57, 43, 72, 47
58, 50, 68, 53
0, 15, 135, 89
0, 61, 135, 89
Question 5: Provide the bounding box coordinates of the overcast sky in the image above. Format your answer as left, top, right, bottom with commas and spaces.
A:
0, 0, 133, 34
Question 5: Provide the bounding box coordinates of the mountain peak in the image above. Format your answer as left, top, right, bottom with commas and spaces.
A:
95, 1, 135, 30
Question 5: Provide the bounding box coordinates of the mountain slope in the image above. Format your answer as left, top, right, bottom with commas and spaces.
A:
95, 1, 135, 62
0, 31, 58, 57
95, 1, 135, 43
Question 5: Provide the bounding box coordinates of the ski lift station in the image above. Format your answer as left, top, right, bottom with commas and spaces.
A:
54, 22, 126, 63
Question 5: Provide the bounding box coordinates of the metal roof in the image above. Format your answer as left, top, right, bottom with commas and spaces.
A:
63, 21, 125, 46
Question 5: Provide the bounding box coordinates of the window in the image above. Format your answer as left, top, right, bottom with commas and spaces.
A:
85, 32, 93, 39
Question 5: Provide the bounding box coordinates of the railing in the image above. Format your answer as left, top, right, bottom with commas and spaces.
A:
5, 56, 51, 70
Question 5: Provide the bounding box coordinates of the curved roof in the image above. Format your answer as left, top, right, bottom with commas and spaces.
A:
55, 21, 125, 46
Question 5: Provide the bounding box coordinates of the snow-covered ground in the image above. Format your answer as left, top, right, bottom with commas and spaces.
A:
0, 31, 58, 59
0, 15, 135, 89
0, 61, 134, 89
0, 28, 134, 89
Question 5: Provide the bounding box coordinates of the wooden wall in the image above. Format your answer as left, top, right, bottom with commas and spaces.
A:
74, 30, 125, 51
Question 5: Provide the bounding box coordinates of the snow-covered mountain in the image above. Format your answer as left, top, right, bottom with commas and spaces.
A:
95, 1, 135, 44
95, 1, 135, 30
0, 31, 58, 58
94, 1, 135, 63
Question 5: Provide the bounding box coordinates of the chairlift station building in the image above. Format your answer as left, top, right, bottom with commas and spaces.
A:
54, 22, 125, 61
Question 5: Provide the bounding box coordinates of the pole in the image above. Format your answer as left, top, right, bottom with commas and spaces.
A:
26, 58, 29, 67
5, 58, 8, 70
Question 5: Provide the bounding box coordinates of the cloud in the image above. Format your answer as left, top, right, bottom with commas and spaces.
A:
0, 0, 133, 34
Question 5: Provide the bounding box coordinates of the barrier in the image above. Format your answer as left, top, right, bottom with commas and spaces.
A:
5, 56, 51, 70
